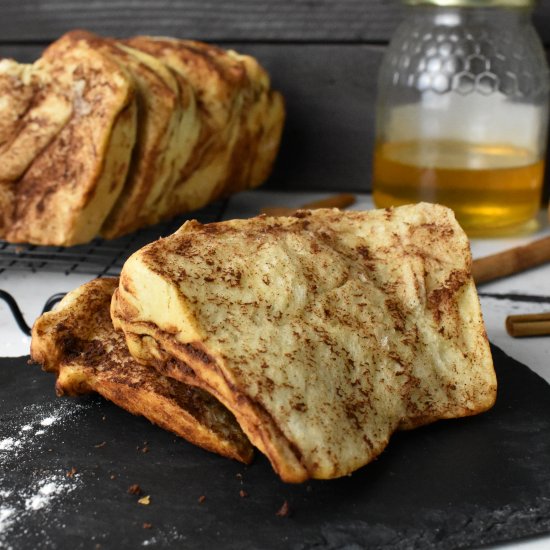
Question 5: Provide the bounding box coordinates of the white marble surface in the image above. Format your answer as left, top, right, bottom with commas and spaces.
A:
0, 191, 548, 550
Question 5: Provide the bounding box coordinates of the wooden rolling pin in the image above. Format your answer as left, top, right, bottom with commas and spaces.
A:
472, 235, 550, 285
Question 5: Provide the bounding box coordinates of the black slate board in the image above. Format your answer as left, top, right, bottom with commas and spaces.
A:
1, 345, 549, 550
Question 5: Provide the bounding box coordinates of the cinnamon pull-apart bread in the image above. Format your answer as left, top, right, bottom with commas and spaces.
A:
62, 32, 201, 240
112, 203, 496, 483
1, 32, 138, 246
30, 277, 254, 464
0, 60, 72, 185
122, 37, 285, 229
0, 31, 284, 245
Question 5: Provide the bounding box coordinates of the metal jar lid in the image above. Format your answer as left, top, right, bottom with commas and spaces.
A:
403, 0, 535, 7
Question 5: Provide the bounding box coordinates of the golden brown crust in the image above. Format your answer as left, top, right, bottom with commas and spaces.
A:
0, 60, 72, 185
99, 39, 201, 238
31, 277, 254, 464
112, 204, 497, 482
124, 36, 285, 225
0, 32, 283, 244
0, 59, 73, 234
3, 31, 137, 245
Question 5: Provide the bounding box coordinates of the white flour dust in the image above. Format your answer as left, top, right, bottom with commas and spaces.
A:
0, 473, 80, 549
0, 437, 16, 451
24, 477, 71, 511
0, 507, 16, 531
0, 399, 90, 548
0, 401, 86, 463
40, 416, 58, 427
142, 526, 187, 547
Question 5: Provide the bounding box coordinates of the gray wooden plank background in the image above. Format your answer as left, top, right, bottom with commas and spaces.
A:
0, 0, 549, 194
1, 1, 549, 43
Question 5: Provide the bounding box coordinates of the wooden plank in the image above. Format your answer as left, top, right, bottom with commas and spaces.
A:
0, 0, 548, 44
1, 43, 549, 195
243, 43, 382, 192
0, 44, 42, 62
0, 0, 404, 43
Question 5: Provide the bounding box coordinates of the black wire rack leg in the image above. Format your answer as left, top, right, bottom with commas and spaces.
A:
42, 293, 67, 314
0, 290, 66, 336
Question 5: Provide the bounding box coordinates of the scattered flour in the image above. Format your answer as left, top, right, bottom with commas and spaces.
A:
40, 416, 59, 427
0, 473, 80, 549
0, 507, 16, 531
0, 400, 90, 548
1, 394, 184, 549
141, 527, 187, 546
0, 438, 16, 451
24, 475, 77, 511
0, 401, 88, 461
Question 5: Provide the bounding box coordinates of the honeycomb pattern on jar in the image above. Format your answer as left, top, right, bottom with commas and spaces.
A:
385, 20, 549, 98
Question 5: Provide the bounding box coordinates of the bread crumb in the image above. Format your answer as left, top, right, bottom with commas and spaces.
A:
143, 522, 152, 529
239, 490, 248, 498
198, 495, 206, 504
276, 500, 290, 517
138, 495, 151, 506
66, 467, 77, 478
128, 484, 142, 496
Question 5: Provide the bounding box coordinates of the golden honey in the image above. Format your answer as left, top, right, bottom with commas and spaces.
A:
373, 140, 544, 236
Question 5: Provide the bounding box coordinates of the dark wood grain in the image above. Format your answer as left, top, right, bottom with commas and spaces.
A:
0, 0, 549, 44
0, 0, 405, 43
252, 43, 382, 193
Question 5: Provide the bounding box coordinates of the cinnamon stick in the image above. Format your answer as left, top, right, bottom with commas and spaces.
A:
261, 193, 356, 216
505, 312, 550, 338
472, 235, 550, 285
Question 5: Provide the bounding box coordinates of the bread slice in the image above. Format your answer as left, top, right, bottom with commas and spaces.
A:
220, 48, 285, 196
98, 38, 201, 238
30, 277, 253, 464
0, 59, 73, 233
125, 37, 285, 222
4, 31, 137, 245
0, 59, 72, 184
112, 203, 496, 483
0, 34, 283, 244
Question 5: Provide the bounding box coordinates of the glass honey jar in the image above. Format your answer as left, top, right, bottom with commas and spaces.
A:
373, 0, 550, 236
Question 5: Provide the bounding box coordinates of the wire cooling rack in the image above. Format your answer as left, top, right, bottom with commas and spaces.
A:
0, 201, 228, 335
0, 200, 227, 277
